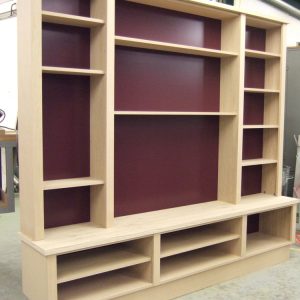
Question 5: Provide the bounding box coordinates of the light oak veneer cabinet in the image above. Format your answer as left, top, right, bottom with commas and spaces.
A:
18, 0, 299, 299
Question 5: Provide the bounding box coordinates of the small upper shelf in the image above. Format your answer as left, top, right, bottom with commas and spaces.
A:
115, 36, 238, 58
244, 88, 280, 94
42, 66, 104, 76
114, 111, 237, 116
242, 158, 277, 167
245, 49, 280, 59
42, 11, 104, 28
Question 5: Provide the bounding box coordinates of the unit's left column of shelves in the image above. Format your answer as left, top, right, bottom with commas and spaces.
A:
18, 0, 114, 241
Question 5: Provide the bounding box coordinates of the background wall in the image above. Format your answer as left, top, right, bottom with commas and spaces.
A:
0, 0, 17, 130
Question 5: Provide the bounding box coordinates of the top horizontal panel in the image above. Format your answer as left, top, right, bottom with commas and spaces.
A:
116, 0, 221, 50
42, 0, 90, 17
246, 15, 283, 29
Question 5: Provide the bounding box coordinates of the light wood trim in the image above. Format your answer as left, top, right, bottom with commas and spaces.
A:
264, 94, 279, 126
118, 247, 290, 300
218, 15, 245, 204
89, 0, 115, 227
22, 243, 57, 300
57, 246, 151, 284
115, 36, 238, 58
58, 269, 152, 300
243, 125, 279, 129
242, 158, 277, 167
161, 226, 240, 258
152, 234, 161, 284
42, 10, 104, 28
246, 15, 284, 29
265, 58, 280, 90
42, 66, 104, 76
245, 49, 280, 59
246, 232, 290, 257
114, 111, 237, 116
263, 128, 278, 160
18, 0, 44, 240
43, 178, 104, 191
266, 27, 282, 55
262, 164, 277, 195
244, 88, 280, 93
21, 196, 299, 256
240, 216, 247, 256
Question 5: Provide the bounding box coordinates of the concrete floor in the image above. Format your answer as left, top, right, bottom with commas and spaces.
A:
1, 199, 300, 300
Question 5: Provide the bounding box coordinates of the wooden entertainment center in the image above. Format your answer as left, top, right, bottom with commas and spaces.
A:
18, 0, 299, 299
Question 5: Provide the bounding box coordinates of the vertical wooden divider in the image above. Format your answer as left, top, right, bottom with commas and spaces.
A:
241, 215, 248, 256
218, 14, 245, 203
18, 0, 45, 240
90, 0, 115, 227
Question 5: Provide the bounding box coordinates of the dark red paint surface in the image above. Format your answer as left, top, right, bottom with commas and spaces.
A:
42, 23, 90, 69
43, 74, 90, 180
241, 165, 262, 196
243, 129, 263, 160
245, 26, 266, 52
244, 93, 264, 125
247, 213, 260, 234
114, 116, 219, 216
116, 0, 221, 49
44, 187, 90, 228
245, 58, 265, 89
42, 0, 90, 17
115, 47, 220, 112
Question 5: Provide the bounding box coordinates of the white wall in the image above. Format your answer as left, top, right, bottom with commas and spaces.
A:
241, 0, 300, 46
0, 1, 17, 129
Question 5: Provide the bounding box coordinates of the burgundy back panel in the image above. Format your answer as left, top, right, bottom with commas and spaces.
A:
244, 93, 264, 125
241, 166, 262, 196
243, 129, 263, 160
247, 214, 260, 234
245, 58, 265, 89
116, 0, 221, 49
42, 23, 90, 69
115, 47, 220, 112
115, 116, 219, 216
42, 0, 90, 17
245, 26, 266, 52
44, 187, 90, 228
43, 74, 90, 180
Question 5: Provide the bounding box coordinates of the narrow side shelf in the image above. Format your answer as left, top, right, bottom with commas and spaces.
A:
242, 159, 277, 166
243, 125, 279, 129
160, 247, 239, 283
42, 66, 104, 76
161, 227, 240, 258
58, 271, 151, 300
246, 232, 290, 257
42, 11, 105, 28
245, 49, 280, 59
244, 88, 280, 94
43, 178, 104, 191
114, 111, 237, 116
57, 247, 150, 284
115, 36, 238, 58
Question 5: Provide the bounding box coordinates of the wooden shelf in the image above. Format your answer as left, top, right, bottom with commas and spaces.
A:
161, 227, 239, 258
242, 158, 277, 166
160, 247, 239, 283
115, 36, 238, 58
246, 232, 290, 257
43, 178, 104, 191
115, 111, 237, 116
58, 271, 151, 300
57, 246, 150, 284
42, 11, 104, 28
244, 88, 280, 94
245, 49, 280, 59
42, 66, 104, 76
243, 125, 279, 129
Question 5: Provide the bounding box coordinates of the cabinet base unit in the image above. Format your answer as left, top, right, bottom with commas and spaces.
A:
18, 0, 298, 299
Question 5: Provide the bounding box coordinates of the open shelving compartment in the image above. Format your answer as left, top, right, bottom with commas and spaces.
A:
38, 0, 113, 234
246, 206, 293, 256
160, 217, 243, 283
114, 0, 244, 217
56, 237, 153, 300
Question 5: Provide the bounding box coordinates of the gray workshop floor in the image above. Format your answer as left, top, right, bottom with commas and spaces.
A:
1, 199, 300, 300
